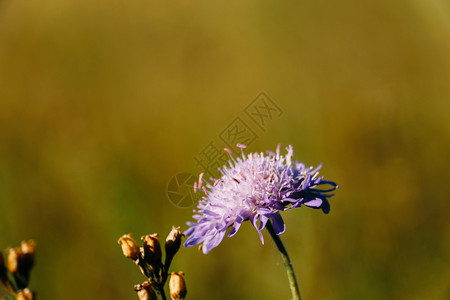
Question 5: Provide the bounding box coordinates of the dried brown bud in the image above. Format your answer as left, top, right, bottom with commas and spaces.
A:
8, 246, 33, 289
16, 288, 34, 300
7, 247, 23, 274
20, 240, 36, 270
135, 281, 157, 300
169, 272, 187, 300
141, 234, 162, 267
118, 234, 140, 260
165, 226, 184, 260
20, 240, 36, 257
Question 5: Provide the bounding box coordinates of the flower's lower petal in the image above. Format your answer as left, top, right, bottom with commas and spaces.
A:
291, 199, 304, 208
228, 214, 245, 237
202, 230, 226, 254
184, 234, 206, 247
259, 213, 269, 230
228, 222, 242, 237
256, 229, 264, 245
186, 222, 211, 235
280, 197, 302, 208
215, 220, 229, 231
304, 198, 323, 208
284, 205, 297, 210
321, 198, 330, 214
250, 214, 265, 244
184, 227, 195, 236
270, 212, 286, 235
184, 223, 214, 247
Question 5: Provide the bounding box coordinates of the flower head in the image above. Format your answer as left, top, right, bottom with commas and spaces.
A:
184, 144, 338, 254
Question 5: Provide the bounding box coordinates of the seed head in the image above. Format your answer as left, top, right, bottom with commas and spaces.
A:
165, 226, 184, 260
7, 247, 23, 274
135, 281, 157, 300
141, 234, 162, 267
16, 288, 34, 300
169, 272, 187, 300
118, 234, 140, 260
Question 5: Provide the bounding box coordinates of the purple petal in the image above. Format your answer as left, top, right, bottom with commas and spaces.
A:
256, 229, 264, 245
202, 230, 226, 254
250, 214, 265, 244
228, 216, 244, 237
184, 234, 206, 247
311, 163, 322, 174
301, 176, 312, 189
229, 209, 251, 237
270, 212, 286, 235
321, 198, 330, 214
184, 227, 195, 236
304, 198, 323, 207
259, 214, 269, 230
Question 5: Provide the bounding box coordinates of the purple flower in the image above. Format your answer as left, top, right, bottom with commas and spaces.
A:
184, 144, 338, 254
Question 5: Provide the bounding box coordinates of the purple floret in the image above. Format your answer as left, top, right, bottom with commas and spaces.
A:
184, 144, 337, 254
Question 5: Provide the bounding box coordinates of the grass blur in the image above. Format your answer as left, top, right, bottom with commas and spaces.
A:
1, 0, 449, 299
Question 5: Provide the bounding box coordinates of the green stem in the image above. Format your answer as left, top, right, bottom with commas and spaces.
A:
159, 288, 167, 300
266, 221, 302, 300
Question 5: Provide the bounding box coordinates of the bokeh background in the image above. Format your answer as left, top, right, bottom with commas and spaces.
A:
1, 0, 450, 299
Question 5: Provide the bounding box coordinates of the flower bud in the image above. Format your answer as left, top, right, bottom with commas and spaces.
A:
7, 247, 23, 274
135, 282, 157, 300
16, 288, 34, 300
141, 234, 162, 267
165, 227, 184, 260
21, 240, 36, 258
118, 234, 140, 260
8, 246, 32, 289
169, 272, 187, 300
20, 240, 36, 272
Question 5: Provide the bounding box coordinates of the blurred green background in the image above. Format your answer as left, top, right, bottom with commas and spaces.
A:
1, 0, 449, 299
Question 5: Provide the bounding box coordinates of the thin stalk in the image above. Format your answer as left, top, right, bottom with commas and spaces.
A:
159, 288, 167, 300
266, 221, 301, 300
